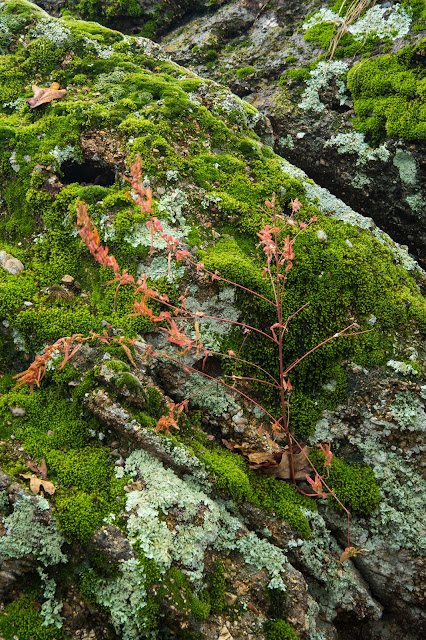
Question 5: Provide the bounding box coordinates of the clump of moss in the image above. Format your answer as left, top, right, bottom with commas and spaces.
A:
203, 215, 426, 437
264, 618, 298, 640
209, 560, 226, 613
310, 449, 381, 515
0, 595, 68, 640
347, 39, 426, 143
54, 490, 104, 543
235, 66, 256, 79
162, 566, 211, 622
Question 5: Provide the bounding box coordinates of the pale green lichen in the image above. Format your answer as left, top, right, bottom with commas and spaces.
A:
278, 135, 295, 150
302, 4, 412, 41
139, 255, 185, 284
0, 494, 66, 565
355, 438, 426, 555
298, 61, 348, 113
296, 509, 380, 622
37, 568, 64, 629
185, 286, 240, 352
95, 557, 151, 640
122, 449, 287, 589
393, 149, 417, 185
405, 193, 426, 213
324, 133, 390, 166
29, 16, 71, 46
350, 172, 371, 189
389, 391, 426, 431
183, 371, 239, 416
157, 188, 188, 226
386, 359, 418, 376
50, 145, 78, 169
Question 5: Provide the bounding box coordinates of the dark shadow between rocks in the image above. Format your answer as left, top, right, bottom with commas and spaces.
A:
60, 158, 117, 187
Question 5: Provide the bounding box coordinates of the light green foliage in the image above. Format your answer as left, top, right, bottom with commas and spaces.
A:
0, 595, 68, 640
235, 66, 256, 78
310, 450, 381, 515
347, 39, 426, 142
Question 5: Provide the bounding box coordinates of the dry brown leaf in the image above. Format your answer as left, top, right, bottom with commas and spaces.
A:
246, 451, 277, 465
26, 82, 67, 109
26, 458, 48, 479
20, 474, 56, 495
263, 446, 311, 480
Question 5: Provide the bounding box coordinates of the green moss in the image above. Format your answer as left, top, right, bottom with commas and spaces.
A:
104, 359, 129, 372
264, 619, 298, 640
209, 560, 226, 613
55, 490, 104, 543
145, 386, 165, 420
198, 445, 313, 538
25, 38, 63, 75
115, 371, 143, 393
0, 595, 68, 640
163, 566, 211, 621
203, 216, 425, 437
310, 449, 381, 515
47, 447, 113, 492
347, 39, 426, 142
235, 66, 256, 78
281, 68, 310, 83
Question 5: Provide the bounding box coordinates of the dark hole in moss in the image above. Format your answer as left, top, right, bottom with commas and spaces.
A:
60, 159, 117, 187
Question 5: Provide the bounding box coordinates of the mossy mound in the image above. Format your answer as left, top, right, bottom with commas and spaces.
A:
348, 38, 426, 143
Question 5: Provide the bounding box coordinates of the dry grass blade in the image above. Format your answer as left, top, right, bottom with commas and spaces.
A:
327, 0, 377, 62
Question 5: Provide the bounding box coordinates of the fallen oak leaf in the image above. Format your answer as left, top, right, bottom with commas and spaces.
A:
263, 445, 311, 480
26, 82, 67, 109
247, 451, 278, 466
20, 474, 56, 495
26, 458, 48, 479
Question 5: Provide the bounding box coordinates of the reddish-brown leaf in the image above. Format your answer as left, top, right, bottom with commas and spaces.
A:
26, 82, 67, 108
26, 458, 48, 479
263, 445, 311, 480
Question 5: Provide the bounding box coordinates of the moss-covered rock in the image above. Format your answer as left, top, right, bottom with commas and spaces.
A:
0, 2, 425, 639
